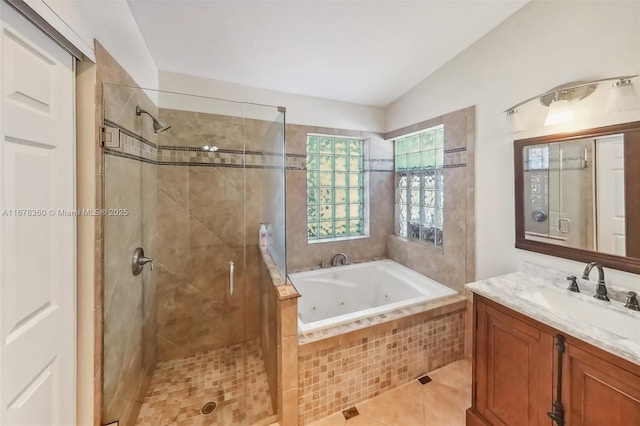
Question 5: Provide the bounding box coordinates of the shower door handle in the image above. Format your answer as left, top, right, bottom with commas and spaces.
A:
229, 261, 234, 295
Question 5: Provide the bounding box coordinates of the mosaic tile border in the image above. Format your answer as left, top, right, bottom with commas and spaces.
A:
158, 145, 302, 158
103, 147, 156, 165
103, 120, 307, 170
444, 147, 467, 154
444, 148, 466, 168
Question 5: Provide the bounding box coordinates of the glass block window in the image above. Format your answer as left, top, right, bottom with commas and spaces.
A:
394, 125, 444, 247
307, 134, 365, 241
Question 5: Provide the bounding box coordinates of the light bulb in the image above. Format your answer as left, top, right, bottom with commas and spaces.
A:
544, 99, 574, 126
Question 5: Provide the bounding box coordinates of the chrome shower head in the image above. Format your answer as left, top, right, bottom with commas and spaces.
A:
136, 106, 172, 133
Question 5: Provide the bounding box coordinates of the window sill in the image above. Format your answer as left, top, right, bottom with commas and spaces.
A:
308, 234, 369, 244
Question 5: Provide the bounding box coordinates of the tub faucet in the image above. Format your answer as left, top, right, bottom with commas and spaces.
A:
331, 253, 349, 267
581, 262, 610, 301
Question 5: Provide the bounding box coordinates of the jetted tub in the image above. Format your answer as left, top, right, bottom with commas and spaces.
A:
289, 259, 457, 333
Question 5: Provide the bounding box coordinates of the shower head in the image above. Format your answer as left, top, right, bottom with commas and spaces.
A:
136, 106, 172, 133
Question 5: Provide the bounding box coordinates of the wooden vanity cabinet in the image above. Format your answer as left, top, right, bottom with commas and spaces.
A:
467, 295, 640, 426
469, 297, 554, 426
563, 343, 640, 425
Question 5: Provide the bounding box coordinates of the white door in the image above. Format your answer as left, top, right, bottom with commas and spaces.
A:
0, 3, 75, 426
596, 135, 626, 256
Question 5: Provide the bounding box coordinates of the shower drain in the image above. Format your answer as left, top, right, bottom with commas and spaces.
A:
200, 401, 217, 416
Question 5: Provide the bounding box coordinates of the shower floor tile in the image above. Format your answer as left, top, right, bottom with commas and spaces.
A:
135, 339, 274, 426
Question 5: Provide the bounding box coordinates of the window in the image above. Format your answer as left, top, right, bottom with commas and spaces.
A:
394, 125, 444, 247
525, 146, 550, 170
306, 134, 365, 242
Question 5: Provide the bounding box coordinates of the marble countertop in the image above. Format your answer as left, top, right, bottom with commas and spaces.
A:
466, 262, 640, 366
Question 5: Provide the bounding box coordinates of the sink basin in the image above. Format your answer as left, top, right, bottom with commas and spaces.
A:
517, 286, 640, 345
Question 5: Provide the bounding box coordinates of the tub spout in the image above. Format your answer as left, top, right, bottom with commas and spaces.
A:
331, 253, 349, 267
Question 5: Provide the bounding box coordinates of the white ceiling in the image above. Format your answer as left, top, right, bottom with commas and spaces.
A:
128, 1, 527, 107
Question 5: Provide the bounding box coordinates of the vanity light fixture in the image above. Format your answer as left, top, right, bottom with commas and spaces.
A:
504, 75, 639, 131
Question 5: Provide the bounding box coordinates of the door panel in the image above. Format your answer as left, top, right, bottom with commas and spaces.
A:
564, 344, 640, 426
596, 135, 625, 256
475, 301, 553, 426
0, 3, 75, 425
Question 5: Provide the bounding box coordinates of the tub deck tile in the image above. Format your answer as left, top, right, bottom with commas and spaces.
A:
298, 294, 466, 347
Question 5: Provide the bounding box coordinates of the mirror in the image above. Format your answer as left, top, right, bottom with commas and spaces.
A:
515, 122, 640, 274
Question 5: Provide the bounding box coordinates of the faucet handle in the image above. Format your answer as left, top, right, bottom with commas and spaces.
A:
624, 291, 640, 311
566, 275, 579, 292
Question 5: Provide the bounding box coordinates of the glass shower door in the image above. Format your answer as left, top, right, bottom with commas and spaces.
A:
101, 86, 285, 426
101, 83, 158, 426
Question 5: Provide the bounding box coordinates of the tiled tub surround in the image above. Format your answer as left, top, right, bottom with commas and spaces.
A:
260, 248, 301, 425
384, 106, 476, 294
291, 260, 456, 333
285, 125, 394, 273
297, 295, 467, 424
466, 262, 640, 365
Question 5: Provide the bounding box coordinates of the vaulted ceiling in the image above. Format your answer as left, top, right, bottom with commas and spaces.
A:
128, 1, 527, 107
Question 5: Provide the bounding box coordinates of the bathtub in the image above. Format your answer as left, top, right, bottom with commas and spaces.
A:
289, 259, 457, 333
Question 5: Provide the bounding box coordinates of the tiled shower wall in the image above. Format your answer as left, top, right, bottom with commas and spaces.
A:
285, 125, 394, 272
99, 49, 158, 425
154, 109, 284, 361
384, 106, 476, 293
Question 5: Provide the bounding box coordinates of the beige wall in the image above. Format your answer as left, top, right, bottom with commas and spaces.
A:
285, 124, 394, 272
385, 106, 476, 293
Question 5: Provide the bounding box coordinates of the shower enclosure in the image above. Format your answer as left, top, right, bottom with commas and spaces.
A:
101, 84, 286, 426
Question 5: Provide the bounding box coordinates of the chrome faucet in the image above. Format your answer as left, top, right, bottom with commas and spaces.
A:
581, 262, 610, 301
330, 253, 349, 267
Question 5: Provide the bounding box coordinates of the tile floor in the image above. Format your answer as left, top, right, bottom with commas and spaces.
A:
303, 359, 471, 426
135, 339, 274, 426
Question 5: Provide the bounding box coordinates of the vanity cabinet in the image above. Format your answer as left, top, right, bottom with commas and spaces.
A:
470, 298, 554, 425
467, 295, 640, 426
563, 343, 640, 425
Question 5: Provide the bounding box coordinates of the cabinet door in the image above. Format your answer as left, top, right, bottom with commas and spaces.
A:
564, 343, 640, 426
475, 301, 554, 426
